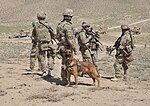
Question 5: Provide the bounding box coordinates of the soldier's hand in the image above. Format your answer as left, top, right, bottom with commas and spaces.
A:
119, 45, 124, 50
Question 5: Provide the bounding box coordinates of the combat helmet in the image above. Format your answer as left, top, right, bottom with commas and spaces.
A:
82, 22, 90, 28
121, 25, 130, 30
37, 11, 46, 20
63, 9, 73, 17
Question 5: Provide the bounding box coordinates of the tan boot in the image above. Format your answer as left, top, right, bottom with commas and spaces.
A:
110, 77, 119, 82
47, 70, 53, 77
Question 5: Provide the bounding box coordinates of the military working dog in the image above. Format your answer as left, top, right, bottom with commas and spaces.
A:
64, 49, 100, 87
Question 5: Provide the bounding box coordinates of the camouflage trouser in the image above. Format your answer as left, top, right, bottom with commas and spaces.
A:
38, 50, 46, 73
47, 48, 55, 74
80, 46, 91, 61
57, 45, 69, 84
91, 50, 99, 68
61, 64, 67, 85
113, 55, 128, 78
30, 45, 42, 70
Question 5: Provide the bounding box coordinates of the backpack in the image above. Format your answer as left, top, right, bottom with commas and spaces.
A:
35, 22, 51, 43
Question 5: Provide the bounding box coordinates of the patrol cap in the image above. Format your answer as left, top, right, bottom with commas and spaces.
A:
37, 11, 46, 20
63, 8, 73, 17
82, 22, 90, 27
121, 25, 130, 30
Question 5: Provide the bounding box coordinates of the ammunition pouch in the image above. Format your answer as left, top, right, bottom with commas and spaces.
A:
67, 36, 74, 40
125, 54, 134, 64
39, 42, 49, 51
115, 49, 134, 64
30, 51, 36, 57
30, 47, 38, 57
125, 46, 132, 53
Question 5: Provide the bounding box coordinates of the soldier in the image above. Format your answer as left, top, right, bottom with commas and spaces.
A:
78, 22, 101, 65
77, 22, 92, 62
56, 9, 77, 83
111, 25, 134, 81
31, 12, 55, 76
29, 20, 41, 71
88, 27, 102, 66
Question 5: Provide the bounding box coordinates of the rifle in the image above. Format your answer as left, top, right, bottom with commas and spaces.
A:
89, 31, 103, 51
90, 30, 103, 44
110, 30, 134, 55
110, 36, 121, 55
86, 46, 96, 66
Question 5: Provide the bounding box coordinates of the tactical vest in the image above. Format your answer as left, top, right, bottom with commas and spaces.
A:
34, 22, 51, 51
35, 23, 51, 43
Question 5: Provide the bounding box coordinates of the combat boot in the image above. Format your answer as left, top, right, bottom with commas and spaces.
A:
123, 75, 127, 81
110, 74, 122, 82
47, 69, 53, 77
110, 77, 119, 82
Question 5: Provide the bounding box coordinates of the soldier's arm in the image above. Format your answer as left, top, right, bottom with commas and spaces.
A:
56, 26, 65, 42
31, 27, 37, 43
64, 24, 77, 51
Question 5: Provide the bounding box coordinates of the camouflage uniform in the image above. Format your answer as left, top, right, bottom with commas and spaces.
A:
47, 45, 55, 76
112, 25, 134, 81
30, 20, 41, 71
89, 29, 101, 67
31, 12, 55, 75
78, 22, 92, 62
56, 9, 77, 83
29, 35, 41, 71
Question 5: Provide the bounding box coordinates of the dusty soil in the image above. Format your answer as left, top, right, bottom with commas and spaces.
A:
1, 1, 150, 106
0, 33, 150, 106
0, 58, 150, 106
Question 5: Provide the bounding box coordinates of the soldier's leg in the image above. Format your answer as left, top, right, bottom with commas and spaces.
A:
47, 50, 55, 76
38, 50, 46, 74
122, 62, 128, 81
61, 64, 67, 85
84, 49, 91, 62
92, 51, 100, 71
113, 59, 122, 79
81, 48, 89, 61
79, 49, 91, 77
30, 55, 37, 70
91, 50, 98, 64
37, 57, 42, 71
30, 47, 38, 70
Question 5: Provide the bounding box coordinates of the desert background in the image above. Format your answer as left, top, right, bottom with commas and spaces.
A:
0, 0, 150, 106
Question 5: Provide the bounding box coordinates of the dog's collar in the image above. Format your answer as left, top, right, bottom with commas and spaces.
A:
67, 64, 78, 68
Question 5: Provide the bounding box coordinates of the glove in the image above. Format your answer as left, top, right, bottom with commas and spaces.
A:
119, 45, 124, 50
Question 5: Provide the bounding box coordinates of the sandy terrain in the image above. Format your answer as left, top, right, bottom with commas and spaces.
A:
1, 0, 150, 106
0, 34, 150, 106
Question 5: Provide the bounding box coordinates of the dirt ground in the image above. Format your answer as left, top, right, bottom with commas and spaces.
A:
1, 1, 150, 106
0, 33, 150, 106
